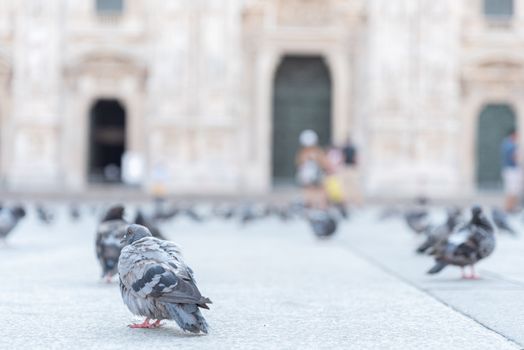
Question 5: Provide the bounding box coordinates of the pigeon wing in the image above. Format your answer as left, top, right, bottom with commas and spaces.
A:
120, 240, 210, 307
126, 259, 209, 307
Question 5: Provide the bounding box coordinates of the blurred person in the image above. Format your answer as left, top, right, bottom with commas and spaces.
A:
326, 144, 345, 173
295, 130, 329, 209
341, 137, 362, 205
501, 128, 521, 212
151, 161, 169, 216
324, 144, 346, 206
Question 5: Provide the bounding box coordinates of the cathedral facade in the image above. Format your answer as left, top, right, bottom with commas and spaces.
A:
0, 0, 521, 198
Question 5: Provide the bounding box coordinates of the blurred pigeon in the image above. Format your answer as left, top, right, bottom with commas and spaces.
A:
154, 205, 180, 222
212, 203, 235, 220
134, 209, 166, 240
240, 204, 257, 225
404, 206, 429, 234
95, 205, 127, 281
0, 205, 26, 242
416, 207, 462, 254
427, 206, 495, 279
378, 206, 402, 221
35, 204, 54, 224
69, 203, 81, 221
183, 206, 205, 222
308, 209, 337, 239
118, 224, 211, 332
491, 208, 517, 235
277, 205, 292, 222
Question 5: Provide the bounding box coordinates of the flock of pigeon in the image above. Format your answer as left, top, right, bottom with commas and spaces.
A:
0, 200, 348, 334
95, 201, 351, 332
0, 198, 519, 335
386, 198, 518, 279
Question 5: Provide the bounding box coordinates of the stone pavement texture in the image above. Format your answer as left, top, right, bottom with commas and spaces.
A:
0, 204, 521, 349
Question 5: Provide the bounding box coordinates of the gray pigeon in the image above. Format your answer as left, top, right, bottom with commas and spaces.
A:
404, 197, 430, 234
404, 209, 429, 234
427, 206, 495, 279
95, 205, 127, 281
0, 205, 26, 241
35, 204, 54, 224
118, 224, 211, 332
308, 209, 337, 239
212, 203, 235, 220
416, 207, 462, 254
491, 207, 517, 235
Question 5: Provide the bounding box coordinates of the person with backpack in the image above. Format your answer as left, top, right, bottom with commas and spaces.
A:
295, 130, 329, 209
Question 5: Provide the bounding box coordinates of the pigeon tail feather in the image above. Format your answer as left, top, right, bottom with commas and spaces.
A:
416, 240, 432, 254
166, 303, 209, 334
427, 261, 447, 274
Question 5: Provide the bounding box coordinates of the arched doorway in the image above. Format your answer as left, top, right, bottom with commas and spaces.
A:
271, 55, 332, 185
476, 104, 517, 190
88, 99, 126, 183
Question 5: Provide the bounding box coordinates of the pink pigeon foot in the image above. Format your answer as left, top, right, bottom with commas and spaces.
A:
465, 274, 481, 280
150, 320, 162, 328
129, 318, 156, 329
464, 266, 480, 280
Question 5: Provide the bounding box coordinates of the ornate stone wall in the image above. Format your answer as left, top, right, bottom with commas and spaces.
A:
0, 0, 521, 197
363, 0, 462, 197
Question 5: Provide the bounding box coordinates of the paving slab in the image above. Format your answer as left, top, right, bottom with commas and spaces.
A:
0, 206, 519, 349
340, 207, 524, 347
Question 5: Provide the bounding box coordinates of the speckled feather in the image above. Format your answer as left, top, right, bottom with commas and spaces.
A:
118, 236, 211, 333
428, 207, 495, 274
95, 219, 127, 277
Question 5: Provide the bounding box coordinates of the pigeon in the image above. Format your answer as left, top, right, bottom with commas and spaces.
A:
118, 224, 211, 333
134, 209, 166, 240
416, 207, 462, 254
35, 204, 54, 224
212, 203, 235, 220
378, 206, 402, 221
491, 208, 517, 235
155, 205, 180, 222
183, 206, 205, 222
404, 207, 429, 234
276, 205, 292, 222
0, 205, 26, 242
239, 203, 257, 225
308, 209, 337, 239
95, 205, 127, 281
427, 206, 495, 279
69, 203, 81, 221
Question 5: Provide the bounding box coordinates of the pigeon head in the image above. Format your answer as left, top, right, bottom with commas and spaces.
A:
102, 205, 125, 222
470, 205, 492, 230
122, 224, 152, 245
471, 205, 482, 217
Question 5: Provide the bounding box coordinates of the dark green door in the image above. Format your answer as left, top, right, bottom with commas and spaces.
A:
272, 56, 332, 185
476, 104, 516, 190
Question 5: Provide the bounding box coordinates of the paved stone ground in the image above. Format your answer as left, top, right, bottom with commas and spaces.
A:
0, 204, 521, 349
